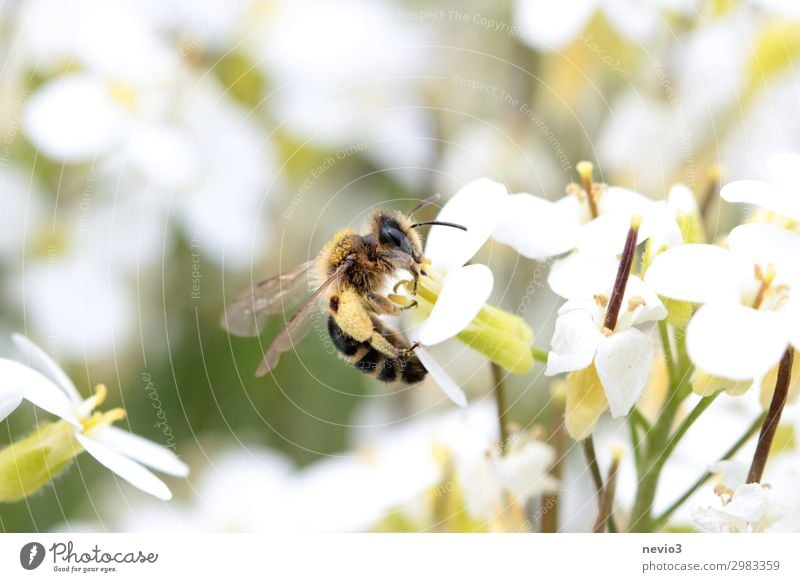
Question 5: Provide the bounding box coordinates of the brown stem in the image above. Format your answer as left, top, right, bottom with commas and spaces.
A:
593, 451, 622, 533
539, 402, 565, 533
747, 348, 794, 483
603, 219, 641, 332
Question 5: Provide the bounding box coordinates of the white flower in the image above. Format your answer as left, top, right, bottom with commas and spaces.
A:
464, 438, 557, 524
493, 166, 678, 259
691, 461, 782, 533
243, 0, 433, 184
546, 252, 667, 438
722, 154, 800, 222
1, 334, 189, 500
513, 0, 695, 52
19, 0, 180, 165
402, 178, 533, 407
645, 223, 800, 381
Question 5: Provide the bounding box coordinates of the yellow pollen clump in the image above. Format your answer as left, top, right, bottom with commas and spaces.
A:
594, 294, 609, 308
323, 229, 355, 265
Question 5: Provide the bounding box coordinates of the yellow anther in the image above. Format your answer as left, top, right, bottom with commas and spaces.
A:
627, 296, 646, 312
94, 384, 108, 406
577, 160, 594, 183
594, 294, 609, 308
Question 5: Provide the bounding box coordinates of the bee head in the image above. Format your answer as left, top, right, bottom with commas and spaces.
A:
376, 213, 423, 262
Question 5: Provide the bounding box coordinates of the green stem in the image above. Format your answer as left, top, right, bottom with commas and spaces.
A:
658, 320, 678, 383
629, 408, 652, 433
653, 412, 766, 529
629, 362, 693, 531
531, 347, 549, 363
491, 363, 510, 453
629, 419, 643, 477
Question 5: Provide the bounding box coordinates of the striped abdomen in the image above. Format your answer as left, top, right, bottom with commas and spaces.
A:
327, 316, 426, 384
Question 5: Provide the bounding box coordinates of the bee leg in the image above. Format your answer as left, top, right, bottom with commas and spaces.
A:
379, 250, 421, 294
366, 293, 402, 316
386, 294, 418, 311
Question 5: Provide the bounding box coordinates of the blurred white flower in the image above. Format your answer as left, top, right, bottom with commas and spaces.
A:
722, 154, 800, 222
646, 223, 800, 381
19, 0, 180, 166
546, 251, 667, 438
465, 438, 557, 523
513, 0, 695, 52
2, 334, 189, 500
245, 0, 434, 181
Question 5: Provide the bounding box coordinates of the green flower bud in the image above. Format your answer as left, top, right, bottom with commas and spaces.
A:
0, 421, 82, 502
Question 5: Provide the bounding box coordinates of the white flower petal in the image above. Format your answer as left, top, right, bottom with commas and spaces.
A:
75, 433, 173, 500
576, 211, 639, 257
721, 180, 800, 222
645, 244, 749, 303
23, 75, 124, 161
0, 384, 23, 422
687, 304, 787, 381
492, 441, 556, 502
728, 223, 800, 284
11, 333, 82, 403
596, 186, 654, 215
546, 309, 603, 376
547, 253, 619, 300
668, 183, 699, 214
492, 193, 579, 259
90, 426, 189, 477
691, 505, 738, 533
595, 327, 654, 417
415, 348, 468, 407
0, 359, 80, 426
514, 0, 597, 51
424, 178, 508, 271
724, 483, 768, 525
411, 264, 493, 346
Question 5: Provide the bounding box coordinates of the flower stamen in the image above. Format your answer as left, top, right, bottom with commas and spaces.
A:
577, 161, 601, 219
752, 264, 777, 310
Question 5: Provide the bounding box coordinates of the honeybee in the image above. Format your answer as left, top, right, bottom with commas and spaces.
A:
221, 201, 466, 383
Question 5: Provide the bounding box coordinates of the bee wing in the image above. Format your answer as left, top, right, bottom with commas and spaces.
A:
221, 260, 316, 337
255, 262, 348, 377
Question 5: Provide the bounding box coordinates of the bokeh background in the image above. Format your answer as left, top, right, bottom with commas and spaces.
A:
1, 0, 799, 532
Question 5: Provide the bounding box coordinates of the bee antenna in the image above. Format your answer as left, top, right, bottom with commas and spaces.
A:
410, 220, 468, 232
410, 193, 441, 214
